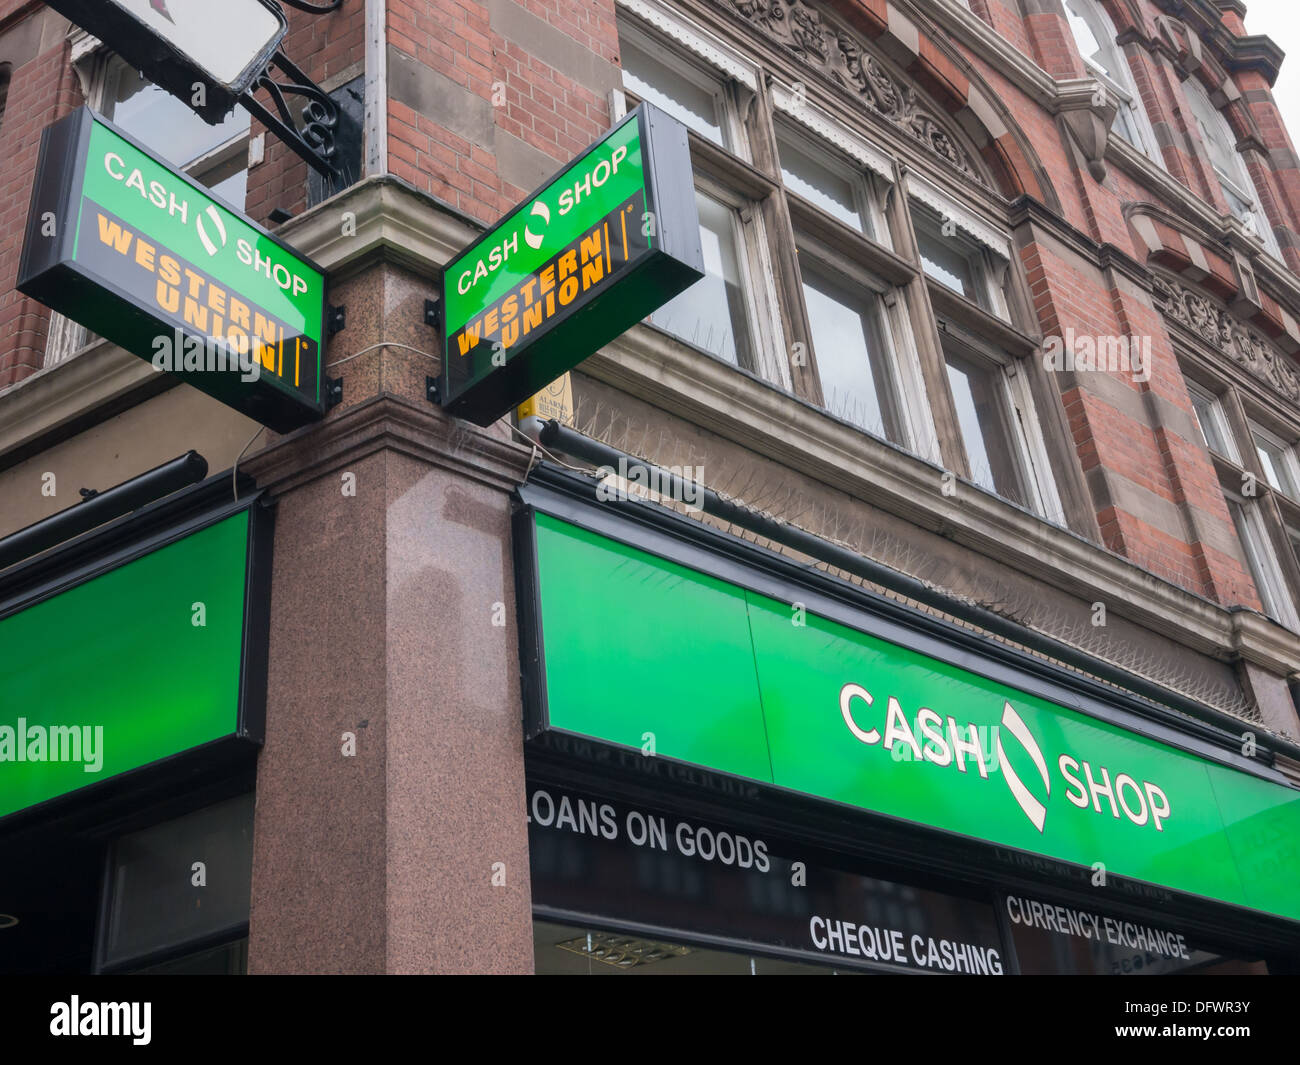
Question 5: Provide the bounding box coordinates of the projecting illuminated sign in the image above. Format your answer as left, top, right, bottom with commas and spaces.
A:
44, 0, 287, 123
18, 108, 327, 432
439, 103, 704, 425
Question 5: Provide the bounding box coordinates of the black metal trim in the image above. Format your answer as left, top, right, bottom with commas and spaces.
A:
0, 451, 208, 573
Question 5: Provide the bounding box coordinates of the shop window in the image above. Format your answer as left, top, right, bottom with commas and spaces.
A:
98, 793, 255, 973
1063, 0, 1161, 164
1187, 381, 1239, 462
1182, 78, 1281, 258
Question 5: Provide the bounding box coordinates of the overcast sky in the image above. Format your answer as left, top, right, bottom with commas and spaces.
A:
1244, 0, 1300, 150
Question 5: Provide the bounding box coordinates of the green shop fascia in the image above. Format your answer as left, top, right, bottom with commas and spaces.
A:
0, 476, 271, 973
515, 464, 1300, 975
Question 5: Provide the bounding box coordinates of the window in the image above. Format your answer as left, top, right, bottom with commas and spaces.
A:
1182, 78, 1281, 258
617, 4, 1067, 522
42, 53, 254, 368
911, 204, 1010, 320
1063, 0, 1160, 162
102, 57, 252, 208
799, 259, 903, 441
1248, 422, 1300, 499
942, 341, 1036, 508
649, 189, 754, 366
1182, 360, 1300, 629
776, 125, 873, 237
619, 19, 785, 383
1187, 382, 1239, 461
620, 40, 726, 148
99, 793, 254, 973
1227, 499, 1300, 630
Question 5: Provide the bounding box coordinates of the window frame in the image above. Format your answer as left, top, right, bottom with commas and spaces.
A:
1226, 493, 1300, 631
617, 19, 788, 388
1062, 0, 1163, 165
1187, 380, 1241, 463
1181, 77, 1282, 259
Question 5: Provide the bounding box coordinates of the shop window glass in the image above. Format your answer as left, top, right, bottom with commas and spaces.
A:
100, 793, 254, 972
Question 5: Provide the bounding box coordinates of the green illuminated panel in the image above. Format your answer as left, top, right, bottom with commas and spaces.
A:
0, 513, 250, 820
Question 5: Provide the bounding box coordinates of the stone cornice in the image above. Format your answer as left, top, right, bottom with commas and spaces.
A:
0, 340, 165, 470
242, 392, 534, 498
274, 175, 481, 280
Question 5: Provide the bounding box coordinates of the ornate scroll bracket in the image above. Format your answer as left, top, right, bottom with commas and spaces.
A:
241, 48, 344, 183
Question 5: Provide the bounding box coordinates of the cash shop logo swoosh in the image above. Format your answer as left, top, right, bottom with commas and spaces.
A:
996, 701, 1051, 832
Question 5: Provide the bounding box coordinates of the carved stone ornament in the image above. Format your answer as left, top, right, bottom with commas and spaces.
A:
724, 0, 983, 183
1153, 275, 1300, 402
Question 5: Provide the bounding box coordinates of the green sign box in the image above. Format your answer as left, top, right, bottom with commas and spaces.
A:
18, 108, 327, 433
439, 103, 704, 425
524, 510, 1300, 925
0, 510, 262, 823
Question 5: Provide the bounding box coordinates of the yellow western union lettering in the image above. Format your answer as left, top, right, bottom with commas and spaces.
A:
97, 214, 133, 254
457, 322, 481, 357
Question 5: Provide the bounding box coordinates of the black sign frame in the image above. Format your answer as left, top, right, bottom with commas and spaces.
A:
44, 0, 288, 124
17, 107, 329, 433
437, 103, 704, 426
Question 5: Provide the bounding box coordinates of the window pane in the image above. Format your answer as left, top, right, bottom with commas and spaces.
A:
105, 61, 249, 170
1188, 389, 1231, 456
102, 794, 254, 969
207, 167, 249, 212
914, 211, 979, 302
1064, 0, 1110, 77
778, 136, 864, 233
621, 44, 723, 146
801, 260, 900, 442
1252, 433, 1299, 497
945, 349, 1028, 506
1228, 501, 1297, 627
648, 190, 751, 365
